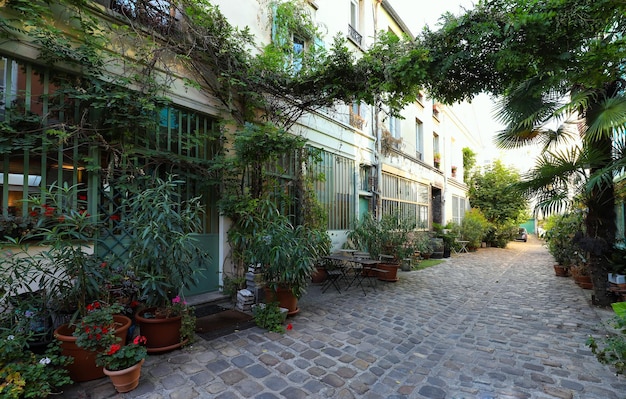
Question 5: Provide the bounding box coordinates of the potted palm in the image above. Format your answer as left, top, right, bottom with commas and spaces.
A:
245, 200, 330, 315
125, 174, 210, 353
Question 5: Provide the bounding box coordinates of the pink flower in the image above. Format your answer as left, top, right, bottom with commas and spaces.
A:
172, 296, 181, 304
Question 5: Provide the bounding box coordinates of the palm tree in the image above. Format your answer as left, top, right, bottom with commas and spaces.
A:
495, 79, 626, 305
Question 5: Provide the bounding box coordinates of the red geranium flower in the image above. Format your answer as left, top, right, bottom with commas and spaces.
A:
133, 335, 148, 345
286, 323, 293, 330
107, 344, 121, 355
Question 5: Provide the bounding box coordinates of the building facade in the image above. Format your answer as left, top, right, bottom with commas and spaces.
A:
0, 0, 481, 299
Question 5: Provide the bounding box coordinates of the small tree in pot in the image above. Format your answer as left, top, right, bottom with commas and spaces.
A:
243, 199, 330, 315
125, 174, 210, 352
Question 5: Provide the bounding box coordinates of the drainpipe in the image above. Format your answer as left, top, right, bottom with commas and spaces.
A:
373, 0, 383, 220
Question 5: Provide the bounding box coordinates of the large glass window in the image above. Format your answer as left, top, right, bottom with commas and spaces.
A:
310, 150, 355, 230
381, 172, 429, 229
0, 56, 219, 235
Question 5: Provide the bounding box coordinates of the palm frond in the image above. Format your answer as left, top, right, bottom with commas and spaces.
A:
586, 95, 626, 143
494, 79, 573, 150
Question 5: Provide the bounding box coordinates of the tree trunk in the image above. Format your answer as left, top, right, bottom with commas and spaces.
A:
585, 93, 617, 306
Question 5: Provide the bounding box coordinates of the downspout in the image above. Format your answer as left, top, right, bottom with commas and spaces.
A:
373, 0, 383, 220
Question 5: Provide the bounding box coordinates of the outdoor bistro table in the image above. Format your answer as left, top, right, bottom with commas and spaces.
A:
321, 254, 383, 295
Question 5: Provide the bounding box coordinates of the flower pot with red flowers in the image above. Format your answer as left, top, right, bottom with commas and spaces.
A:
54, 302, 131, 382
98, 335, 148, 393
124, 175, 210, 353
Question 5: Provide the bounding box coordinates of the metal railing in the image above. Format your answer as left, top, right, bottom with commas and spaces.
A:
348, 24, 362, 47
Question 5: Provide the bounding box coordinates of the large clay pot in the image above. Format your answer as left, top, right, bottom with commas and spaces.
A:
377, 262, 400, 282
104, 359, 144, 393
574, 274, 593, 289
311, 266, 328, 284
54, 315, 132, 382
135, 308, 185, 353
264, 286, 299, 316
553, 264, 569, 277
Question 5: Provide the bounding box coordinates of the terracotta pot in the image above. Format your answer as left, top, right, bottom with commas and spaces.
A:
311, 266, 328, 284
553, 264, 569, 277
135, 308, 185, 353
574, 274, 593, 289
54, 315, 131, 382
104, 359, 144, 393
377, 262, 400, 282
263, 286, 299, 316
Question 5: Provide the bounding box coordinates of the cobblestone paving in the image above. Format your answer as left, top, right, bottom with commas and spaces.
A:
61, 237, 626, 398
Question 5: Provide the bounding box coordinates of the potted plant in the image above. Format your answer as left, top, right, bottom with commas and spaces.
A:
543, 212, 584, 276
125, 174, 210, 353
98, 335, 148, 393
245, 200, 330, 315
0, 328, 72, 398
413, 231, 433, 261
0, 183, 127, 382
56, 301, 132, 382
348, 212, 416, 282
434, 153, 441, 168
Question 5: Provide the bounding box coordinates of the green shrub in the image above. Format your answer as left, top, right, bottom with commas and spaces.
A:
587, 302, 626, 375
460, 208, 489, 248
252, 302, 286, 333
543, 212, 584, 265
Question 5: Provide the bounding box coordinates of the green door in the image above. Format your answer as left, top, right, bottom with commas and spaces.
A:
184, 233, 220, 296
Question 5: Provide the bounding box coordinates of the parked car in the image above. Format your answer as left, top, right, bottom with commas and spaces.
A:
516, 227, 528, 242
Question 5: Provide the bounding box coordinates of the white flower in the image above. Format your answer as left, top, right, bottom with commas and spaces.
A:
7, 335, 14, 340
39, 357, 51, 365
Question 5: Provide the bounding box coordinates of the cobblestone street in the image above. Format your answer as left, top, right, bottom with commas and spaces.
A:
62, 237, 626, 398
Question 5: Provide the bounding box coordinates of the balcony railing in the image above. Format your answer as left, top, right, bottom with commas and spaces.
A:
348, 24, 362, 47
104, 0, 180, 35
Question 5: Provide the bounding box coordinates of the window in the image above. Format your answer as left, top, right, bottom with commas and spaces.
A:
433, 133, 440, 165
452, 195, 467, 225
0, 56, 219, 235
293, 35, 305, 73
416, 91, 424, 104
389, 116, 401, 139
348, 0, 362, 46
310, 150, 355, 230
381, 172, 429, 229
359, 165, 371, 191
349, 101, 365, 130
415, 119, 424, 161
